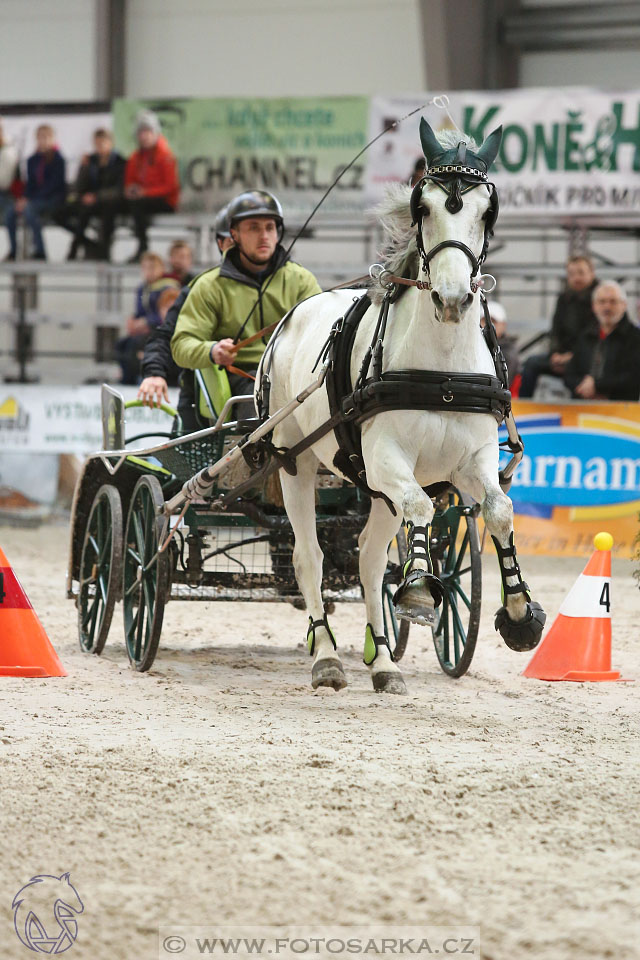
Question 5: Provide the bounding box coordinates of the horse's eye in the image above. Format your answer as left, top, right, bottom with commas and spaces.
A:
421, 204, 430, 217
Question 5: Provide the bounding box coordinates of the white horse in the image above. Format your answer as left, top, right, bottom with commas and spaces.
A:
262, 122, 545, 694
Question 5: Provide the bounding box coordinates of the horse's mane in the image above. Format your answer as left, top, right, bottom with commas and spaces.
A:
370, 129, 479, 305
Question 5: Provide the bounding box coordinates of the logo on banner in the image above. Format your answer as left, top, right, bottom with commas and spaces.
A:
0, 395, 30, 433
500, 414, 640, 511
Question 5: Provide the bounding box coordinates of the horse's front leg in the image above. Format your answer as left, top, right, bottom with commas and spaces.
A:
359, 498, 408, 695
458, 445, 546, 652
278, 449, 347, 691
364, 437, 442, 628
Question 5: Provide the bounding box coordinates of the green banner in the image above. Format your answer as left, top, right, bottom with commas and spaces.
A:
113, 96, 369, 216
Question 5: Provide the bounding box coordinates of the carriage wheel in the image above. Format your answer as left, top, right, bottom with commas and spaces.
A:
123, 475, 169, 672
78, 485, 123, 654
430, 494, 482, 678
385, 525, 410, 661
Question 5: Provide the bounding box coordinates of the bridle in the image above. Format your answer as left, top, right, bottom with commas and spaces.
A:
407, 151, 500, 295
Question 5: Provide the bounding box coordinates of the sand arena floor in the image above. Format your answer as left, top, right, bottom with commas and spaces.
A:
0, 520, 638, 960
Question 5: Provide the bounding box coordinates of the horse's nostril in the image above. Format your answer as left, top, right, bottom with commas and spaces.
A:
431, 291, 443, 310
462, 293, 474, 310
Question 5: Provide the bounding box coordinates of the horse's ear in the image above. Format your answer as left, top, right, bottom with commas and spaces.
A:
476, 125, 503, 170
419, 118, 442, 164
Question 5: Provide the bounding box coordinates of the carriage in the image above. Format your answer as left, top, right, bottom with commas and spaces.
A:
67, 118, 545, 691
66, 384, 482, 677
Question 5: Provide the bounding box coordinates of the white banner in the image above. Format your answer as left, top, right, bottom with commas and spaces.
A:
0, 385, 179, 455
1, 111, 111, 183
367, 88, 640, 218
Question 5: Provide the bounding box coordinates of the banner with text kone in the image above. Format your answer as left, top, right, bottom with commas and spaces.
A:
367, 89, 640, 218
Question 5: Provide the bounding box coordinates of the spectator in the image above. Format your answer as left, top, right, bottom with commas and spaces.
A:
482, 300, 520, 386
0, 119, 20, 252
65, 128, 126, 261
519, 256, 599, 397
124, 110, 179, 263
564, 281, 640, 401
5, 124, 66, 261
115, 252, 179, 384
167, 240, 196, 284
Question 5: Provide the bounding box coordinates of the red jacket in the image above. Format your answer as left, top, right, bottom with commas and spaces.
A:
125, 135, 179, 208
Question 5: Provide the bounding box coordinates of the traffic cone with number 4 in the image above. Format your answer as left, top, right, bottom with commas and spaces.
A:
523, 532, 624, 682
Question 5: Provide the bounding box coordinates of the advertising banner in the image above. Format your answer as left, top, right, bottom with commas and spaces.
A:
113, 96, 369, 216
504, 400, 640, 558
0, 386, 178, 456
367, 89, 640, 219
1, 111, 111, 183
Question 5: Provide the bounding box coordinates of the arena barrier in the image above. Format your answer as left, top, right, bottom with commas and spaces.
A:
1, 388, 639, 556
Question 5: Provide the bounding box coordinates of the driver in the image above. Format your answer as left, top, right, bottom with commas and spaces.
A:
170, 189, 321, 408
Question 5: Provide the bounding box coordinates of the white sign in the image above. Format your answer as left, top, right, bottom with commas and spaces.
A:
0, 385, 179, 455
1, 111, 112, 183
367, 89, 640, 218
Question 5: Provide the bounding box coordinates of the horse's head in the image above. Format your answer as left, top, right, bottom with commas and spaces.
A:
411, 119, 502, 324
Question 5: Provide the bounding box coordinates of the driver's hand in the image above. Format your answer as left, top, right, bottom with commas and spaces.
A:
137, 376, 169, 408
210, 338, 237, 367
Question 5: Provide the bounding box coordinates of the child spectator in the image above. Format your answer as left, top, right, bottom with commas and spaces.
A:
564, 281, 640, 401
167, 240, 196, 284
0, 118, 20, 253
124, 110, 179, 263
65, 128, 126, 261
5, 124, 66, 261
519, 256, 599, 397
115, 252, 180, 384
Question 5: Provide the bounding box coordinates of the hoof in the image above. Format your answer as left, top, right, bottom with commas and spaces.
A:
495, 601, 546, 652
393, 578, 439, 627
372, 671, 408, 695
312, 658, 347, 691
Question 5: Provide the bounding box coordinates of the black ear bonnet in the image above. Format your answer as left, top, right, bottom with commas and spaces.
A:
411, 120, 502, 265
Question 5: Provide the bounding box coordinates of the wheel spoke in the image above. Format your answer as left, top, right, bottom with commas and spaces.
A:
124, 576, 141, 599
449, 591, 467, 651
98, 526, 112, 566
87, 534, 99, 556
97, 571, 108, 605
451, 577, 472, 611
451, 530, 469, 577
126, 545, 141, 565
132, 510, 146, 560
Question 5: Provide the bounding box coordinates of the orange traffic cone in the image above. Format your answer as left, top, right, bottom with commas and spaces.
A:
523, 532, 624, 682
0, 546, 66, 677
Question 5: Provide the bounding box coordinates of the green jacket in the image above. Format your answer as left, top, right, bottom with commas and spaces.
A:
171, 246, 322, 371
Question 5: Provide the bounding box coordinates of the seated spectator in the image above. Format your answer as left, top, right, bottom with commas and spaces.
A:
124, 110, 179, 263
519, 256, 599, 397
5, 124, 66, 261
65, 128, 126, 261
564, 281, 640, 401
167, 240, 196, 284
482, 300, 520, 386
115, 252, 179, 384
0, 119, 20, 249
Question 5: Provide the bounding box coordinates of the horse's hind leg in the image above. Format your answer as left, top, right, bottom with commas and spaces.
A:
458, 451, 546, 653
278, 451, 347, 691
359, 498, 408, 695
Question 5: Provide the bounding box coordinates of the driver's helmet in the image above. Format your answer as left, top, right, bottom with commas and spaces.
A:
227, 190, 284, 230
214, 204, 231, 238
